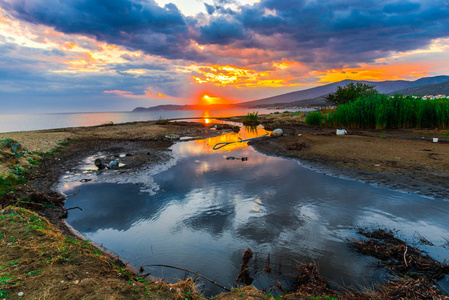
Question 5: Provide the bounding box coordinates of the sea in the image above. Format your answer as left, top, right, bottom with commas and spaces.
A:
0, 108, 309, 133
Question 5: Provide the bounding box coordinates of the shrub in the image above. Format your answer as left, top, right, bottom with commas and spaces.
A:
305, 112, 327, 126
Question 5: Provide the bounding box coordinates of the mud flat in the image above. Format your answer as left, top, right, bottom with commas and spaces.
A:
1, 117, 449, 299
238, 113, 449, 200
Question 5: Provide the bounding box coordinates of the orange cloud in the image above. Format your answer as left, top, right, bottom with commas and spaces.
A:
314, 62, 437, 83
104, 90, 133, 95
145, 91, 172, 98
188, 64, 296, 88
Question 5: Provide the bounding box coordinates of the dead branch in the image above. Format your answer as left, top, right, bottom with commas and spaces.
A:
145, 264, 230, 292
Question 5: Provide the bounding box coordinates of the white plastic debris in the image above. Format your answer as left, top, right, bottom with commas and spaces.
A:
336, 129, 347, 135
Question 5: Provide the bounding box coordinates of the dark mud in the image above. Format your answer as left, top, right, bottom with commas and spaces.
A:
249, 135, 449, 200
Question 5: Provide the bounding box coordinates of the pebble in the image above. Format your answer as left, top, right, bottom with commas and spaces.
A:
18, 292, 24, 297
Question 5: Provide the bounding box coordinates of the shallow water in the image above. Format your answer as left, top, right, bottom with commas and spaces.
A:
62, 125, 449, 295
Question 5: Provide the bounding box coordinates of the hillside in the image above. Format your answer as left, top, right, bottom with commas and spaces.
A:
243, 75, 449, 107
132, 75, 449, 111
388, 80, 449, 96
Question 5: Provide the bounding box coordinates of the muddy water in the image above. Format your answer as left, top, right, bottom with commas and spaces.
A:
62, 125, 449, 295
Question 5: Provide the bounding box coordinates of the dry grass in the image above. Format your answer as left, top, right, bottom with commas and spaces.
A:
0, 206, 201, 299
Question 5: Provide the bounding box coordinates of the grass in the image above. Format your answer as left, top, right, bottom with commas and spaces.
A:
0, 175, 26, 196
305, 95, 449, 130
243, 112, 259, 125
0, 206, 201, 299
305, 112, 328, 126
156, 116, 168, 125
328, 94, 449, 129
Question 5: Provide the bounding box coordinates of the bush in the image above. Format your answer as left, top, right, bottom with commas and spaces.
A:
306, 112, 327, 126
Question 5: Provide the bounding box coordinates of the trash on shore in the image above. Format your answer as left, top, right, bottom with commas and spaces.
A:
180, 136, 196, 141
433, 138, 439, 143
94, 159, 125, 170
94, 158, 106, 170
271, 128, 283, 136
107, 160, 119, 169
336, 129, 347, 135
165, 134, 180, 140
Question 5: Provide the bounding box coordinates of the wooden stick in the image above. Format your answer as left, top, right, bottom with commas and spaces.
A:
403, 246, 408, 267
145, 264, 230, 292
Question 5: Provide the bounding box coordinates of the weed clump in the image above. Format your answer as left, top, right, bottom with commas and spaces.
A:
305, 112, 328, 126
243, 112, 259, 126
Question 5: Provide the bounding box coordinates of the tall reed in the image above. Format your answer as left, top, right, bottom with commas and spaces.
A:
327, 95, 449, 129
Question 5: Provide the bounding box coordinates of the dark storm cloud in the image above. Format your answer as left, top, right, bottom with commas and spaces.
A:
200, 0, 449, 65
0, 0, 196, 59
2, 0, 449, 66
198, 17, 246, 44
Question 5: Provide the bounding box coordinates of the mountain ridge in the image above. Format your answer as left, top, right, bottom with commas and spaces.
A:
133, 75, 449, 111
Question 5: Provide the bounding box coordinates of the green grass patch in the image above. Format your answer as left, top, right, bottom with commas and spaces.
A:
305, 111, 328, 126
0, 175, 26, 196
243, 112, 259, 125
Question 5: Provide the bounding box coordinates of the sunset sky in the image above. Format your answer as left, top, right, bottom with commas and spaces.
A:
1, 0, 449, 113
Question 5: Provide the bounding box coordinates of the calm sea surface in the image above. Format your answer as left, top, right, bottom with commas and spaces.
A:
0, 109, 304, 133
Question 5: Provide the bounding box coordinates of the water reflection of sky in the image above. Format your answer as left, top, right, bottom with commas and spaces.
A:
63, 126, 449, 295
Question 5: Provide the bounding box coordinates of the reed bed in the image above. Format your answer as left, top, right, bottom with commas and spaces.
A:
307, 95, 449, 129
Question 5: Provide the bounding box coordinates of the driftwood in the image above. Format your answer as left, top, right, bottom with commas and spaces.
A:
145, 264, 230, 292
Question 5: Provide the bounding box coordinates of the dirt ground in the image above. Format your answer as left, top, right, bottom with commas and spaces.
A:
1, 116, 449, 299
243, 113, 449, 200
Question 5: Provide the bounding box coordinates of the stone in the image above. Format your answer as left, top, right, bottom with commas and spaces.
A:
271, 129, 283, 136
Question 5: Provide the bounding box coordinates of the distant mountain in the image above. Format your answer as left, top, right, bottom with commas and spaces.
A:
243, 75, 449, 107
133, 103, 242, 112
132, 75, 449, 111
388, 80, 449, 96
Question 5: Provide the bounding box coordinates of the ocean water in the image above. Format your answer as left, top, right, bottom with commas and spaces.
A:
0, 108, 307, 133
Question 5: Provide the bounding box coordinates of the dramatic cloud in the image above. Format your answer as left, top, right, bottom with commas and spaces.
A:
1, 0, 449, 113
0, 0, 198, 59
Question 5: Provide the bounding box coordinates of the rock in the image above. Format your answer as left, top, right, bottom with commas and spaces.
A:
94, 159, 106, 170
271, 129, 283, 136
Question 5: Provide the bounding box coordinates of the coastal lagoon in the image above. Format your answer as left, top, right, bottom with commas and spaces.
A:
61, 123, 449, 296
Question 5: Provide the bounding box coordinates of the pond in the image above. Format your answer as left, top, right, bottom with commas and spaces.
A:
61, 123, 449, 296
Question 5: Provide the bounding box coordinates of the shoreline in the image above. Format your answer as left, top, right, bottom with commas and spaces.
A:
249, 137, 449, 201
1, 116, 449, 299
